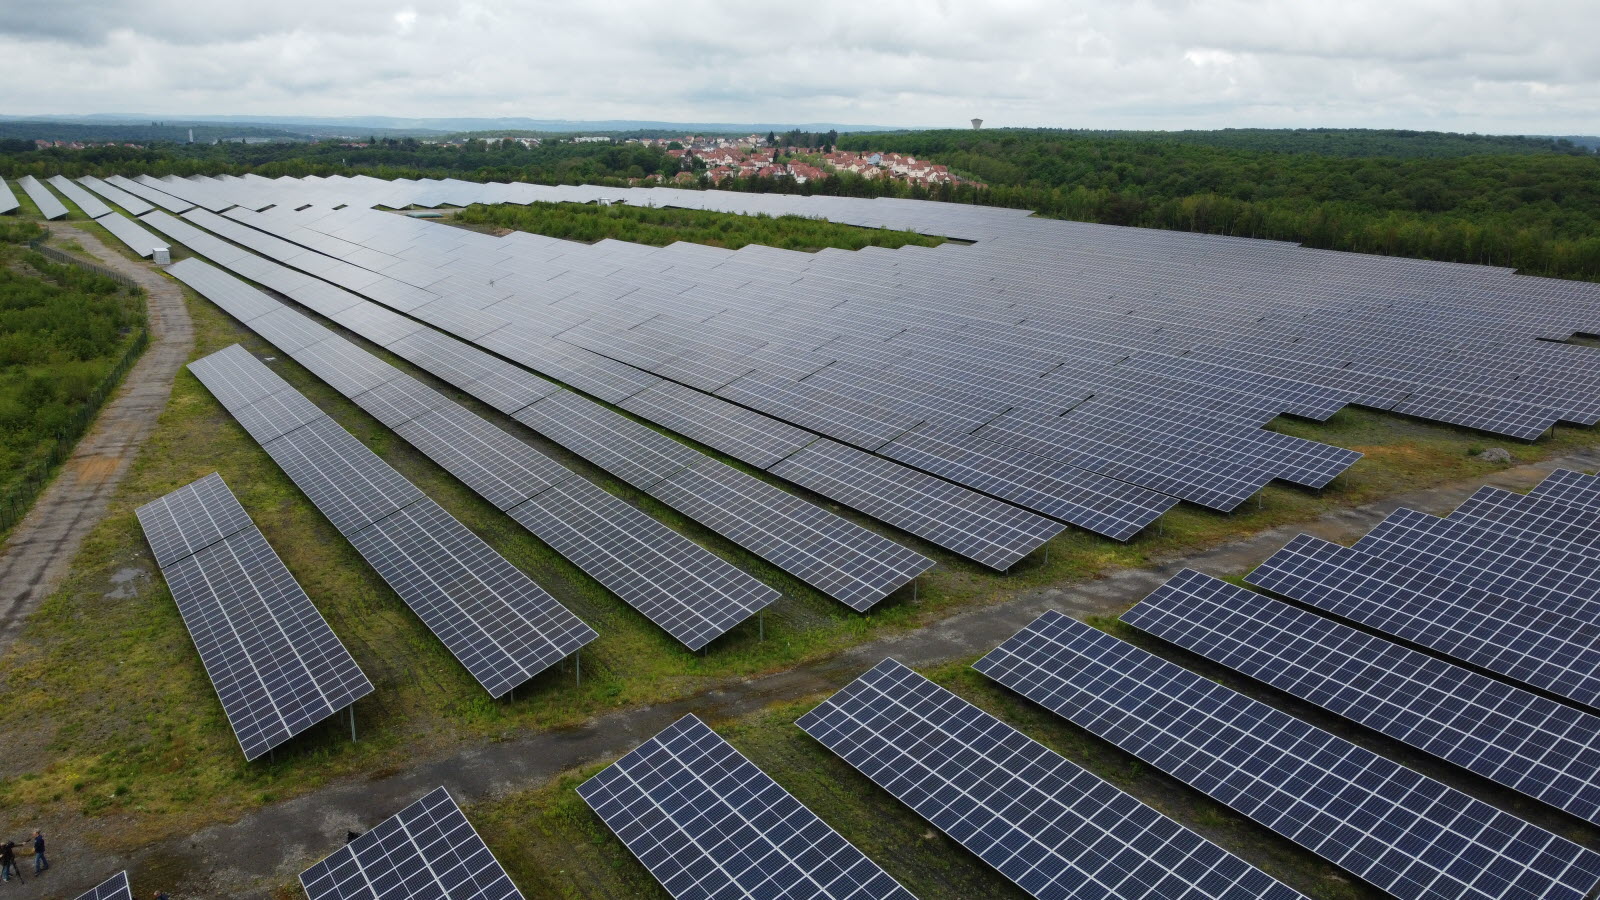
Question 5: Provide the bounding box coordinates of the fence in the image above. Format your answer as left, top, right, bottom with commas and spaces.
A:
1, 241, 150, 536
26, 238, 141, 290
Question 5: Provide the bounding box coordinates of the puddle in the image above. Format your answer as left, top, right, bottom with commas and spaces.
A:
104, 566, 149, 600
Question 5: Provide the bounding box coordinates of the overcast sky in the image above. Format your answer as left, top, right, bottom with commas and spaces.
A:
1, 0, 1595, 133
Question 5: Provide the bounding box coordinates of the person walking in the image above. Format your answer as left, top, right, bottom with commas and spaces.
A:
29, 831, 45, 874
0, 840, 20, 883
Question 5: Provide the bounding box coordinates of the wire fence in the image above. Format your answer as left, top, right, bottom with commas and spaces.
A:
1, 242, 150, 536
26, 238, 141, 290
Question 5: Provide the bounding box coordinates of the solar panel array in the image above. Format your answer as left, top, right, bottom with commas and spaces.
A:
92, 174, 1600, 495
47, 174, 112, 218
17, 174, 68, 219
579, 714, 916, 900
797, 658, 1308, 900
135, 472, 373, 760
144, 218, 936, 621
975, 611, 1600, 900
185, 341, 596, 696
1122, 568, 1600, 825
164, 259, 783, 650
77, 175, 155, 216
300, 786, 523, 900
73, 871, 132, 900
94, 210, 166, 258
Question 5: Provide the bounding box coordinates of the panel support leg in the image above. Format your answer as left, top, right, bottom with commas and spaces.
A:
575, 649, 581, 688
913, 579, 918, 603
350, 705, 357, 743
759, 611, 765, 642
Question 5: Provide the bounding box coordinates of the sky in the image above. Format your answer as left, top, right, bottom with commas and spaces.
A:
1, 0, 1596, 133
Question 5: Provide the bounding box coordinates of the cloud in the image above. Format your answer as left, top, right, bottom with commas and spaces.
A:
0, 0, 1595, 132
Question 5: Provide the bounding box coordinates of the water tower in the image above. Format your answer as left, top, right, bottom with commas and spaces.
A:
970, 118, 983, 130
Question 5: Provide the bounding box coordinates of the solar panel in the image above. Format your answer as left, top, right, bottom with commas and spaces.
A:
579, 714, 916, 900
507, 477, 775, 650
511, 390, 702, 490
16, 175, 68, 220
1246, 533, 1600, 709
189, 345, 595, 695
73, 871, 132, 900
1124, 569, 1600, 825
348, 497, 595, 697
77, 175, 155, 216
394, 404, 575, 511
716, 370, 922, 451
349, 373, 448, 427
797, 659, 1308, 900
264, 416, 424, 537
1530, 468, 1600, 513
300, 786, 523, 900
0, 177, 19, 215
47, 174, 112, 218
93, 210, 166, 258
878, 425, 1177, 540
769, 440, 1064, 570
1448, 485, 1600, 556
647, 458, 934, 611
1353, 507, 1600, 622
135, 474, 373, 760
618, 381, 819, 469
975, 611, 1600, 900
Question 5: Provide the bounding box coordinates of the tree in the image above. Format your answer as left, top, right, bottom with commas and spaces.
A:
766, 131, 777, 147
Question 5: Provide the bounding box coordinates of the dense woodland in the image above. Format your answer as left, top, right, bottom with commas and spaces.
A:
0, 223, 147, 500
457, 201, 944, 252
2, 126, 1598, 279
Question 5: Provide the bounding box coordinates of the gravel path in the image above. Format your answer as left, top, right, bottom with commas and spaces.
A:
0, 225, 193, 652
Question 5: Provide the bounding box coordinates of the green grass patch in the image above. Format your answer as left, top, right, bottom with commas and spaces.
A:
455, 200, 946, 252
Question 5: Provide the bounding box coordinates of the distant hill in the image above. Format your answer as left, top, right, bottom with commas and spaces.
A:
950, 127, 1592, 158
0, 114, 911, 139
0, 120, 309, 143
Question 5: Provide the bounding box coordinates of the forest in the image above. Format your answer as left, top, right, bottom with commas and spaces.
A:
2, 126, 1597, 279
456, 201, 944, 252
0, 223, 148, 510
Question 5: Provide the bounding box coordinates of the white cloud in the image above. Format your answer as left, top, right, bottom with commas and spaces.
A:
0, 0, 1595, 132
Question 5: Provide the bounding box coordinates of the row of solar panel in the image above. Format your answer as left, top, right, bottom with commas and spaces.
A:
145, 204, 1068, 572
210, 200, 1358, 525
182, 202, 1165, 553
200, 184, 1600, 448
569, 470, 1600, 900
185, 341, 597, 699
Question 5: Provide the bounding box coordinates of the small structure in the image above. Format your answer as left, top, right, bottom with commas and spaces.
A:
971, 118, 983, 130
151, 245, 171, 265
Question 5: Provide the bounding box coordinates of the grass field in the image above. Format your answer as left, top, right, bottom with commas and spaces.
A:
3, 197, 1599, 897
455, 200, 948, 252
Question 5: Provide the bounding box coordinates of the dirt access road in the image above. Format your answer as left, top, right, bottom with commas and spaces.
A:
0, 225, 193, 652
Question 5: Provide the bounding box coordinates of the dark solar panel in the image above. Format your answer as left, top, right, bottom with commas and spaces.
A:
618, 381, 819, 469
1246, 533, 1600, 709
263, 416, 424, 538
507, 477, 775, 650
394, 404, 575, 511
348, 498, 596, 697
797, 659, 1308, 900
579, 714, 915, 900
300, 786, 523, 900
1124, 569, 1600, 824
769, 440, 1064, 570
975, 611, 1600, 900
512, 391, 701, 490
135, 475, 372, 760
1531, 469, 1600, 512
647, 458, 933, 611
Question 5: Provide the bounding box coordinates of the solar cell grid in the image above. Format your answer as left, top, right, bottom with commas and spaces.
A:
507, 478, 775, 650
617, 381, 818, 469
137, 475, 372, 760
512, 391, 702, 490
579, 714, 916, 900
647, 459, 933, 611
300, 786, 524, 900
349, 497, 596, 697
73, 871, 132, 900
1124, 569, 1600, 824
769, 440, 1065, 571
975, 611, 1600, 900
796, 659, 1309, 900
394, 404, 574, 511
1531, 469, 1600, 512
263, 416, 424, 537
1449, 485, 1600, 556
